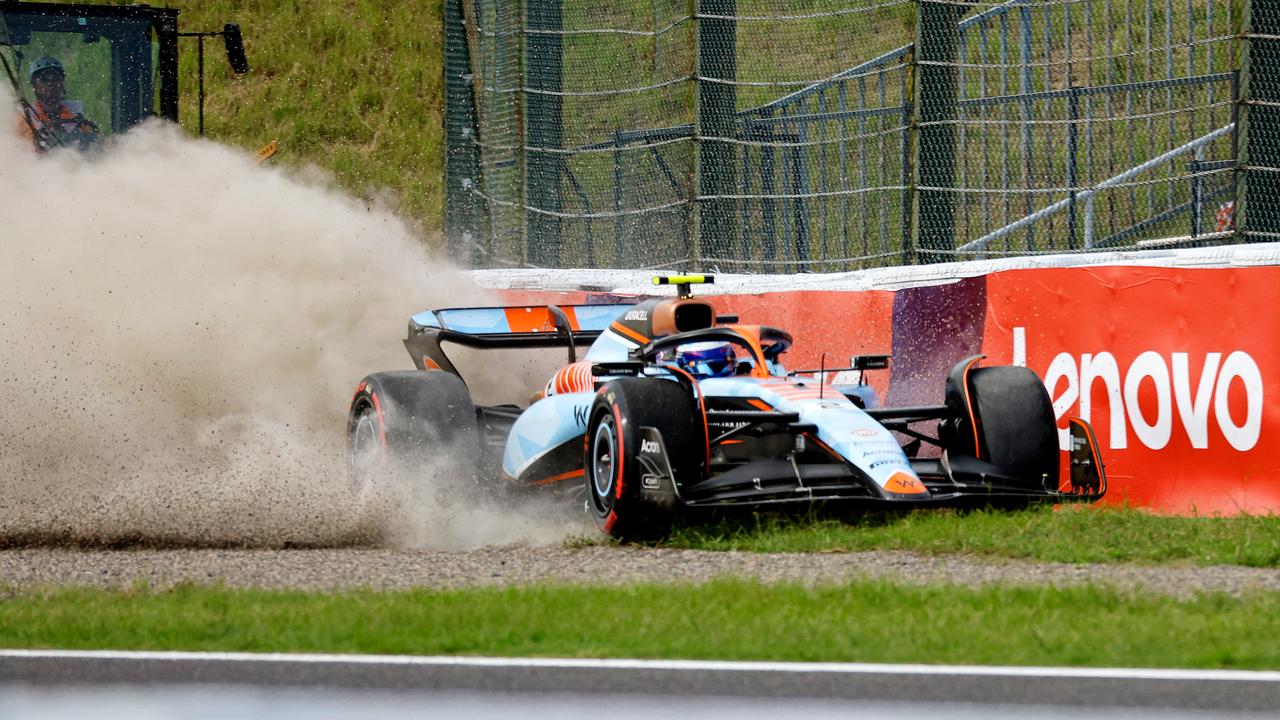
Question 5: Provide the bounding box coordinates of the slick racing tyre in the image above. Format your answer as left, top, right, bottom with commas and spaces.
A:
963, 365, 1059, 492
584, 378, 704, 541
347, 371, 479, 537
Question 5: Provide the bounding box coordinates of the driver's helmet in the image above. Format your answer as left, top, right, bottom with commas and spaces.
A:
29, 56, 64, 83
675, 341, 736, 378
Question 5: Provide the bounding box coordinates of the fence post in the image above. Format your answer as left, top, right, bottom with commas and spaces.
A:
1067, 85, 1079, 249
613, 130, 625, 265
1189, 153, 1203, 240
901, 46, 917, 265
1237, 0, 1280, 241
912, 0, 966, 264
444, 0, 482, 265
695, 0, 738, 267
525, 0, 565, 265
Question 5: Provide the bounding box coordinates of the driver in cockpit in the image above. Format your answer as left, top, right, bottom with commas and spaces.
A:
674, 341, 741, 378
15, 56, 98, 152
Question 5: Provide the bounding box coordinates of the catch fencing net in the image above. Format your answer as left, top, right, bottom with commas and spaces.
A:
444, 0, 1255, 271
933, 0, 1238, 260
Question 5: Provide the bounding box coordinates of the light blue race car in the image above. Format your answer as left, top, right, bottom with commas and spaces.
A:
348, 275, 1106, 540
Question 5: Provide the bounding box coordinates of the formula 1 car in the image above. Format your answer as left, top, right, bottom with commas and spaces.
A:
348, 275, 1106, 540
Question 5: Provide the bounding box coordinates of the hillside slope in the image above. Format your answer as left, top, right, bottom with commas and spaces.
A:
171, 0, 446, 242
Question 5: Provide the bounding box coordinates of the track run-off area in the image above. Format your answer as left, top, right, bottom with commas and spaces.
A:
0, 546, 1279, 596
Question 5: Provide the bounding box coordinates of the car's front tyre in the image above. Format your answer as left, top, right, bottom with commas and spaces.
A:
584, 378, 703, 541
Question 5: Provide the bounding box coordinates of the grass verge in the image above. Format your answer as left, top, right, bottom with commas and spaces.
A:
4, 580, 1279, 669
662, 505, 1280, 567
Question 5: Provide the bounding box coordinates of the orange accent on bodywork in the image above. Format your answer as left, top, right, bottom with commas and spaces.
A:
504, 306, 582, 333
609, 321, 650, 345
1067, 417, 1106, 493
531, 469, 585, 486
726, 325, 771, 378
747, 398, 773, 411
805, 433, 843, 461
667, 365, 711, 472
884, 471, 927, 495
551, 361, 595, 395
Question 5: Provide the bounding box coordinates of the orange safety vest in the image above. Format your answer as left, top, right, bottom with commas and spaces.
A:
15, 100, 97, 151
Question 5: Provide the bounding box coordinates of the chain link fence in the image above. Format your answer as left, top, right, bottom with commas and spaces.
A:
444, 0, 1266, 271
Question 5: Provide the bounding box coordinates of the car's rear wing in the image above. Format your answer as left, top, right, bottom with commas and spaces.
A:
404, 303, 633, 376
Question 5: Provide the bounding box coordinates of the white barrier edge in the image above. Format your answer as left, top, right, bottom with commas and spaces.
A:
470, 242, 1280, 295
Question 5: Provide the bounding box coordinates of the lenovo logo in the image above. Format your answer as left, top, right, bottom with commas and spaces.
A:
1014, 328, 1263, 452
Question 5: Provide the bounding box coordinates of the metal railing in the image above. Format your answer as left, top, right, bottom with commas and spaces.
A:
446, 0, 1248, 270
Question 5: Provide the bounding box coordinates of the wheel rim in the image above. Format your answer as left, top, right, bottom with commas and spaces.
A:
350, 406, 382, 489
590, 416, 617, 502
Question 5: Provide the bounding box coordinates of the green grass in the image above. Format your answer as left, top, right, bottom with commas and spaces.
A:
4, 580, 1280, 668
166, 0, 447, 242
662, 505, 1280, 567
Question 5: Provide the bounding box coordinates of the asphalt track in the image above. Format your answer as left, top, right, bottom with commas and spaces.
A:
3, 651, 1279, 714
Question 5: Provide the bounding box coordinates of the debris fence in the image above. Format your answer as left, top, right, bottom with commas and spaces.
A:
444, 0, 1270, 271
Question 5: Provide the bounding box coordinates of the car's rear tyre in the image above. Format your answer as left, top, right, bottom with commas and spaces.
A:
347, 370, 478, 539
584, 378, 703, 541
949, 365, 1058, 492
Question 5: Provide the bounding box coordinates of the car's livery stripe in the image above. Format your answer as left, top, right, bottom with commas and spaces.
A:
503, 306, 579, 333
757, 382, 827, 401
803, 432, 843, 461
530, 468, 585, 486
608, 321, 650, 346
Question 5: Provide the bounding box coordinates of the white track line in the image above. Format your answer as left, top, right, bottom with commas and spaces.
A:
3, 650, 1279, 683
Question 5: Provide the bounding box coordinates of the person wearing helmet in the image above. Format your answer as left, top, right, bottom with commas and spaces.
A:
15, 56, 99, 152
674, 341, 738, 378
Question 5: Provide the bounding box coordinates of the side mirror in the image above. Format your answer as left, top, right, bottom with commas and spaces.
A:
223, 23, 249, 74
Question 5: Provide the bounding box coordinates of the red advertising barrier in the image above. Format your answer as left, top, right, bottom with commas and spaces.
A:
498, 266, 1277, 514
982, 267, 1279, 515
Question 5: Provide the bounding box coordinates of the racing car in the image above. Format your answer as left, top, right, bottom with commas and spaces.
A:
348, 275, 1106, 540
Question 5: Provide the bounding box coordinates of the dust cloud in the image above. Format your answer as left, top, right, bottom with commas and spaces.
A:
0, 98, 585, 549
